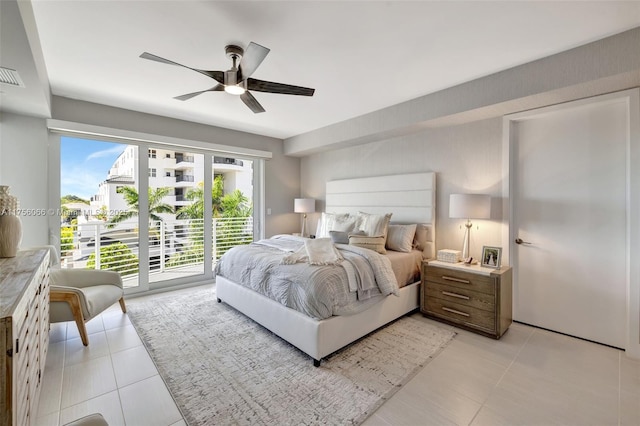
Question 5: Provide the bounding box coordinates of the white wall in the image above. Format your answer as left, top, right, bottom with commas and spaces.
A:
301, 118, 504, 261
0, 112, 50, 247
294, 27, 640, 265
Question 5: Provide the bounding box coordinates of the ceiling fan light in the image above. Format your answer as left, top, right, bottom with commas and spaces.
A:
223, 68, 245, 95
224, 84, 246, 95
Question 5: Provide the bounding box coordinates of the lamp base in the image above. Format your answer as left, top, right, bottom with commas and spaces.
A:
461, 220, 472, 260
301, 213, 307, 237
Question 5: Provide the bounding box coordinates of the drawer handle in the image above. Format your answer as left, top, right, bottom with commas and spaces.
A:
442, 291, 470, 300
442, 307, 470, 317
442, 275, 471, 284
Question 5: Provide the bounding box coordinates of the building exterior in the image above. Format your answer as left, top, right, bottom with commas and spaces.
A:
65, 145, 254, 267
89, 146, 253, 220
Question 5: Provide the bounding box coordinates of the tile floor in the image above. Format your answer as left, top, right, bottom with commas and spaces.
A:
36, 284, 640, 426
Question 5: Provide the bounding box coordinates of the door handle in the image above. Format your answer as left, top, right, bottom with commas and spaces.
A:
515, 238, 532, 245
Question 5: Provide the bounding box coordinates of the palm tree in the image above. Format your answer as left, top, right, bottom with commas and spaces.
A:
169, 177, 253, 262
220, 189, 252, 218
176, 176, 226, 220
107, 186, 174, 228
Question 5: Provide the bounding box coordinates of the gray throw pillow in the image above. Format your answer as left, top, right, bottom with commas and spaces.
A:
329, 230, 349, 244
330, 229, 365, 244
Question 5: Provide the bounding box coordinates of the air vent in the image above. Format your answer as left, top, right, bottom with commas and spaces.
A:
0, 67, 25, 88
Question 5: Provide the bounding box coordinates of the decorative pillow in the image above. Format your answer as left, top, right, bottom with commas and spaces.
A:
330, 230, 365, 244
413, 224, 434, 258
386, 224, 417, 253
413, 223, 432, 249
348, 235, 387, 254
316, 212, 359, 238
329, 230, 349, 244
356, 212, 392, 239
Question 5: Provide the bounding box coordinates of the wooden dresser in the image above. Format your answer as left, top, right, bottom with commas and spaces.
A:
1, 249, 51, 426
421, 260, 512, 339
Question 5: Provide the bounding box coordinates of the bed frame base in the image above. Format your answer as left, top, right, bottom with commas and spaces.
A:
215, 276, 420, 366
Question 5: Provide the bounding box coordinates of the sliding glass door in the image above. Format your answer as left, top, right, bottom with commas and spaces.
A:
212, 155, 254, 263
60, 137, 143, 289
147, 148, 206, 285
58, 136, 260, 294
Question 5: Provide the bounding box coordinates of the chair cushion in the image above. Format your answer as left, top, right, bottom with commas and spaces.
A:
82, 285, 123, 319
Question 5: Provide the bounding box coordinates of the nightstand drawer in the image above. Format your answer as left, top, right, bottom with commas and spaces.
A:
425, 282, 495, 312
424, 297, 496, 333
425, 265, 495, 295
421, 261, 512, 339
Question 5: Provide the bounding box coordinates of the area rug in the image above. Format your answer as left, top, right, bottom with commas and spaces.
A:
127, 286, 455, 426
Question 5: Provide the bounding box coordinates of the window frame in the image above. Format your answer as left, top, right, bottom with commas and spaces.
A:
48, 120, 269, 295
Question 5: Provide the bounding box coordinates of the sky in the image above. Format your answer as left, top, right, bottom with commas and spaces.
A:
61, 136, 127, 200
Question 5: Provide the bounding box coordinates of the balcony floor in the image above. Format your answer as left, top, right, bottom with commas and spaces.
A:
122, 263, 211, 288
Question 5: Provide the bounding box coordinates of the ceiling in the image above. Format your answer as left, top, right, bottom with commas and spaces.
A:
5, 1, 640, 139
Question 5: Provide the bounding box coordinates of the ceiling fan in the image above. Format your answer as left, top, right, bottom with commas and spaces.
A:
140, 42, 315, 114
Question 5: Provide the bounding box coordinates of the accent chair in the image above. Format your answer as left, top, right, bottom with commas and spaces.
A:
38, 245, 127, 346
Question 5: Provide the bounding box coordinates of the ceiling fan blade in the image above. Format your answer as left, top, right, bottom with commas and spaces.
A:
247, 78, 315, 96
140, 52, 224, 83
173, 85, 224, 101
240, 91, 266, 114
237, 42, 270, 82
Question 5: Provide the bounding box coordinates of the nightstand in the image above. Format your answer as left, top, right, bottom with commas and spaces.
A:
421, 260, 512, 339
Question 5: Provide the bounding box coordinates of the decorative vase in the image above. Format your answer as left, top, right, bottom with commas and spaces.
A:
0, 185, 22, 258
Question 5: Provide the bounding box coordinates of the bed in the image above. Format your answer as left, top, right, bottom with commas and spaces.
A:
215, 172, 436, 366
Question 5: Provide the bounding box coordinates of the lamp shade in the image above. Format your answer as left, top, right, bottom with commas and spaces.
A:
449, 194, 491, 219
294, 198, 315, 213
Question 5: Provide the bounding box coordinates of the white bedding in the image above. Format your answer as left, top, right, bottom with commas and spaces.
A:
213, 235, 400, 319
216, 172, 435, 365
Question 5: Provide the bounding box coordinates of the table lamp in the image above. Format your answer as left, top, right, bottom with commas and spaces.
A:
294, 198, 315, 237
449, 194, 491, 260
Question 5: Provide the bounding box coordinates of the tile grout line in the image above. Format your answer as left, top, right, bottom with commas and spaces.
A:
103, 313, 129, 425
52, 322, 68, 426
55, 318, 119, 424
57, 323, 67, 426
62, 322, 69, 425
618, 351, 621, 426
466, 326, 536, 426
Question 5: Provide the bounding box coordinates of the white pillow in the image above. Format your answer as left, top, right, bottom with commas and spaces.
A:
386, 224, 417, 253
356, 212, 392, 239
315, 212, 359, 238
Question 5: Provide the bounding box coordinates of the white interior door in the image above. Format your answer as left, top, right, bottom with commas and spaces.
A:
511, 96, 628, 348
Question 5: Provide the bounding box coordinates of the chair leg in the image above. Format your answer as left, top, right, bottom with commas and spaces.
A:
74, 311, 90, 347
51, 290, 89, 346
118, 297, 127, 313
66, 294, 89, 346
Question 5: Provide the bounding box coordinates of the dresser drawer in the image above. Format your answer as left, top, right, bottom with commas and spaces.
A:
425, 265, 495, 295
425, 282, 495, 312
424, 297, 496, 333
1, 249, 51, 425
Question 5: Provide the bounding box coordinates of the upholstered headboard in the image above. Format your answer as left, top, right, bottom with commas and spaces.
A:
325, 172, 436, 258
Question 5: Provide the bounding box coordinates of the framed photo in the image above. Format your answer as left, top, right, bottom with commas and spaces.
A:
481, 246, 502, 268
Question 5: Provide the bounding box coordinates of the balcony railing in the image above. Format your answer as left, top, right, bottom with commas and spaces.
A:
175, 155, 194, 163
214, 156, 244, 167
60, 217, 253, 285
175, 175, 194, 183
